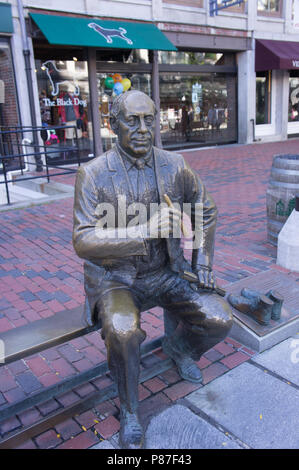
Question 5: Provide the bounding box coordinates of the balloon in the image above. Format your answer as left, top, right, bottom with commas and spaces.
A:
104, 76, 114, 89
113, 82, 124, 95
121, 78, 131, 92
113, 73, 122, 83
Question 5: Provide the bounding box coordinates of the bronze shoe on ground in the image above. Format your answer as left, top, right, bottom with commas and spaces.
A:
119, 410, 144, 449
162, 337, 202, 383
266, 290, 283, 321
241, 287, 283, 321
228, 292, 273, 326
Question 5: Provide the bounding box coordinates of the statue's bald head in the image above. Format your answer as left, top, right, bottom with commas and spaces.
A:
110, 90, 156, 133
110, 90, 156, 158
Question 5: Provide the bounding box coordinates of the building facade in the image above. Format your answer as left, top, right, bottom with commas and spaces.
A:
2, 0, 299, 163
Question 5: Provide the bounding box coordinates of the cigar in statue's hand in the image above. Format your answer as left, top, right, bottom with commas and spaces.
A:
163, 194, 188, 237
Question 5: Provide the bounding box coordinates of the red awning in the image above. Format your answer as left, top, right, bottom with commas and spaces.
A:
255, 39, 299, 72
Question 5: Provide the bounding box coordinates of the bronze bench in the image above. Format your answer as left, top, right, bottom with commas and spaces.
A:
0, 306, 170, 448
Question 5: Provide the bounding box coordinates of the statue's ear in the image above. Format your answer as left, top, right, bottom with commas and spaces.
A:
110, 117, 119, 135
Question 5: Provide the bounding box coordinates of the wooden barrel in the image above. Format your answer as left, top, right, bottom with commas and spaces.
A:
266, 154, 299, 246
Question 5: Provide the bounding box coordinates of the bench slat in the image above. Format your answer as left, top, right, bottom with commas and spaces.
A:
1, 307, 96, 365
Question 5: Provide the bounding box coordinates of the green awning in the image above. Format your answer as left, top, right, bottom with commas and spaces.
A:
0, 2, 13, 34
30, 13, 176, 51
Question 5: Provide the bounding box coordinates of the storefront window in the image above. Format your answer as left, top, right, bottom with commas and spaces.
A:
97, 72, 151, 152
256, 71, 272, 125
293, 0, 299, 29
0, 38, 21, 173
96, 49, 149, 64
163, 0, 204, 7
159, 72, 237, 148
257, 0, 280, 13
0, 40, 19, 127
288, 74, 299, 122
158, 51, 225, 66
35, 58, 93, 164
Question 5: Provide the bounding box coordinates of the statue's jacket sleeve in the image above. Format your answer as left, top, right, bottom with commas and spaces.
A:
72, 162, 147, 262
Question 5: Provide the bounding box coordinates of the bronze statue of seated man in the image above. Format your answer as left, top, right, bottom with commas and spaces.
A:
73, 90, 233, 449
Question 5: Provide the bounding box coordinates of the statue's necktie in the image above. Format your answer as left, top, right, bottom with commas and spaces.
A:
136, 161, 148, 203
135, 159, 145, 170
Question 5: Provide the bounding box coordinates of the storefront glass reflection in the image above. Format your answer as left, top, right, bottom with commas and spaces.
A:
0, 39, 21, 173
35, 59, 93, 164
257, 0, 280, 13
256, 71, 271, 125
96, 49, 149, 64
97, 72, 151, 151
288, 75, 299, 122
158, 51, 224, 66
159, 72, 236, 148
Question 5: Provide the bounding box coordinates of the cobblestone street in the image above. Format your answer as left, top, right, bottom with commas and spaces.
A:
0, 139, 298, 449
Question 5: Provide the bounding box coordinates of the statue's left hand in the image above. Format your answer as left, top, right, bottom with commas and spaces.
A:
192, 265, 216, 291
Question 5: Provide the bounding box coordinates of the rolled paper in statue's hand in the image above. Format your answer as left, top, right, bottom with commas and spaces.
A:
163, 193, 189, 237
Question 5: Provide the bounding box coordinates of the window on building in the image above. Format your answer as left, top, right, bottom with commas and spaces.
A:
97, 72, 152, 152
292, 0, 299, 29
256, 71, 272, 125
163, 0, 203, 7
0, 39, 19, 128
94, 47, 152, 152
0, 38, 21, 174
35, 57, 93, 164
222, 1, 246, 14
0, 4, 24, 177
288, 73, 299, 122
96, 49, 149, 64
158, 51, 226, 66
159, 71, 237, 148
257, 0, 281, 14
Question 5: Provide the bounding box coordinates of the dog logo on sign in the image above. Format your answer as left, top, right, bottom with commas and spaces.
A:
88, 22, 133, 45
42, 61, 80, 97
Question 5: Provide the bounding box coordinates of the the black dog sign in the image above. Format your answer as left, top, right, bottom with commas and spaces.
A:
88, 22, 133, 45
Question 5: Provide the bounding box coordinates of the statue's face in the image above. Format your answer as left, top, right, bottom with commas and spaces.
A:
117, 93, 155, 158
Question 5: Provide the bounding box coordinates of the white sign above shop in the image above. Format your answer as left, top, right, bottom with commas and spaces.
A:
43, 97, 87, 107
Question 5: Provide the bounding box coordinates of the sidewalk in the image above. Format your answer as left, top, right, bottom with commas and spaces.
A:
0, 139, 298, 449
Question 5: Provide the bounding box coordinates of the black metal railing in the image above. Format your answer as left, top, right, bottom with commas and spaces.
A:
0, 125, 83, 205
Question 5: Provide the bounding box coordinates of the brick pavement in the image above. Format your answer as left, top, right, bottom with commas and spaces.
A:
0, 139, 299, 449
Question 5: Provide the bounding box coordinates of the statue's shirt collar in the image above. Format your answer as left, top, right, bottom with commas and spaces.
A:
116, 143, 153, 171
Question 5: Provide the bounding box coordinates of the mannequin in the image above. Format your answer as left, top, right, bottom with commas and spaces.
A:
58, 86, 83, 144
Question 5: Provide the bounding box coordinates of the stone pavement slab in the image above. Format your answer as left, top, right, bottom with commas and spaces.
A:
251, 337, 299, 386
91, 440, 115, 449
145, 404, 242, 449
185, 362, 299, 449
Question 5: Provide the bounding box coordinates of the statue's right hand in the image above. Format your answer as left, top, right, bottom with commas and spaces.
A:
145, 206, 182, 239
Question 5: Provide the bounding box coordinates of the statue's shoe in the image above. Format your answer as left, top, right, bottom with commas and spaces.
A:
228, 293, 273, 326
241, 288, 283, 321
241, 287, 261, 301
228, 292, 260, 313
266, 290, 284, 321
119, 411, 144, 449
162, 338, 202, 384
